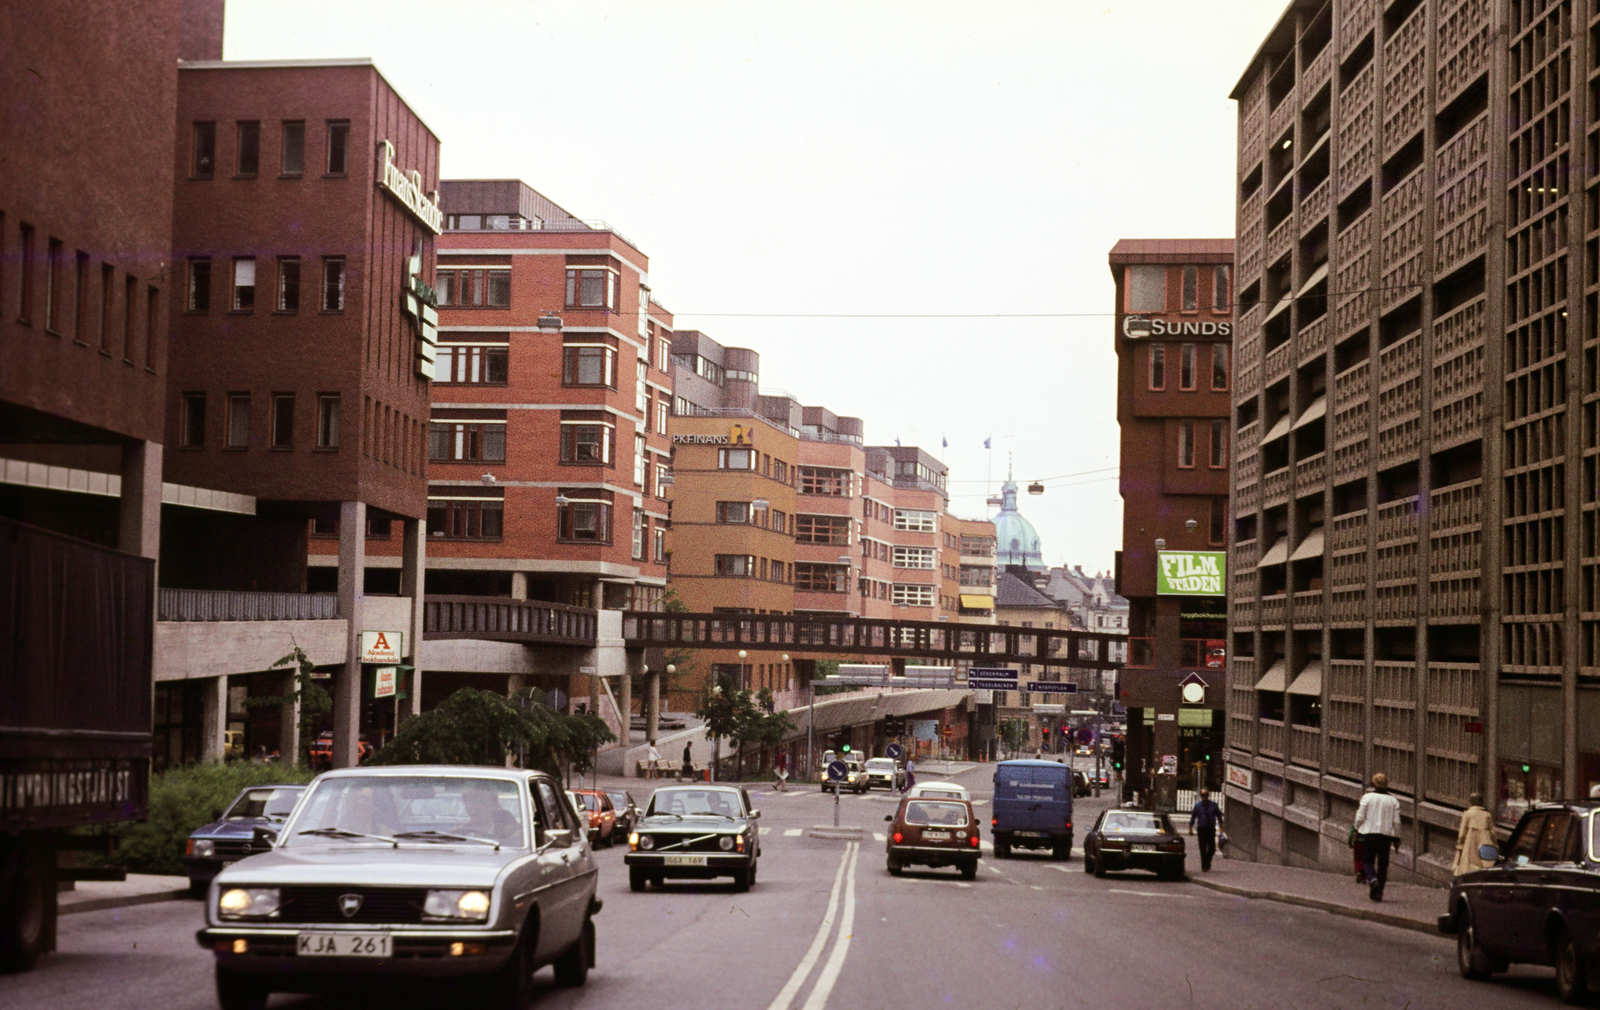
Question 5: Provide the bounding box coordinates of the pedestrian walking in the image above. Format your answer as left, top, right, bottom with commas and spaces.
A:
775, 751, 789, 791
1450, 792, 1497, 877
1353, 772, 1402, 902
646, 741, 661, 780
1188, 788, 1223, 872
681, 741, 694, 782
903, 756, 916, 793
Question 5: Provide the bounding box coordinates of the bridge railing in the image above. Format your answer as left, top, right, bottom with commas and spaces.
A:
424, 596, 598, 645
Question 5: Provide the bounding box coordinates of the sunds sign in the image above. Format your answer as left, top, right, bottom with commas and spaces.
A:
1122, 316, 1232, 339
1155, 551, 1226, 596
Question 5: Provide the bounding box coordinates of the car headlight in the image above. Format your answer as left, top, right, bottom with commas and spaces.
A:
718, 835, 735, 851
218, 888, 279, 919
638, 834, 655, 851
424, 890, 491, 921
190, 839, 215, 858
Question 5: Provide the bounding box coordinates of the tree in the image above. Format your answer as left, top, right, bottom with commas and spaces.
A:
368, 688, 613, 784
695, 672, 744, 780
998, 717, 1030, 759
696, 679, 795, 780
242, 645, 332, 769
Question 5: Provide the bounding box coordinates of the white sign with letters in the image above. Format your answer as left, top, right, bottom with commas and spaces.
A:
374, 667, 397, 699
360, 631, 404, 664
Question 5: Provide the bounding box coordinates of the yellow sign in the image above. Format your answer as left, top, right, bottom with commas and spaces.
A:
729, 424, 753, 445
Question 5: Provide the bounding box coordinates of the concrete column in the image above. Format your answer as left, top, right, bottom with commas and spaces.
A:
510, 572, 528, 600
620, 651, 642, 749
119, 440, 162, 560
333, 500, 366, 768
646, 670, 660, 744
279, 669, 300, 766
399, 516, 426, 719
201, 675, 227, 762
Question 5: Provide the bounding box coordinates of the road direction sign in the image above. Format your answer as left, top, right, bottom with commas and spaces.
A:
967, 667, 1018, 691
827, 760, 848, 782
886, 742, 904, 761
1024, 681, 1078, 695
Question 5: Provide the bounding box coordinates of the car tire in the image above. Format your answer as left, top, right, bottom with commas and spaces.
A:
481, 926, 537, 1009
0, 840, 48, 974
732, 867, 751, 892
1455, 905, 1495, 981
1052, 842, 1071, 861
629, 868, 648, 892
995, 838, 1010, 859
750, 860, 758, 884
1083, 852, 1094, 874
1556, 927, 1589, 1005
552, 916, 592, 988
1093, 854, 1107, 879
960, 861, 977, 881
188, 878, 208, 900
215, 965, 270, 1010
887, 858, 903, 876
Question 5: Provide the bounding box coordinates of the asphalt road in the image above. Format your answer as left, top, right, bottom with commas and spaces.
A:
0, 771, 1570, 1010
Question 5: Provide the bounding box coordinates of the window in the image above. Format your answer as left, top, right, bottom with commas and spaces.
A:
276, 257, 300, 312
1148, 344, 1165, 390
192, 122, 216, 177
437, 268, 510, 307
1127, 265, 1165, 311
73, 251, 88, 343
893, 583, 936, 607
557, 499, 611, 542
716, 501, 752, 524
796, 514, 850, 544
771, 510, 788, 534
236, 122, 260, 176
271, 394, 295, 448
226, 394, 250, 448
1178, 420, 1194, 467
800, 466, 850, 495
187, 258, 210, 312
719, 447, 756, 470
436, 344, 509, 384
634, 433, 647, 485
99, 262, 113, 352
1210, 419, 1227, 467
182, 393, 206, 447
794, 563, 848, 593
893, 546, 937, 568
562, 345, 615, 386
427, 497, 504, 540
632, 509, 645, 560
122, 275, 135, 362
656, 462, 671, 497
636, 359, 648, 412
232, 257, 255, 311
1180, 343, 1197, 390
1182, 265, 1198, 311
715, 554, 756, 577
316, 394, 340, 448
17, 223, 33, 322
654, 526, 667, 563
559, 423, 612, 464
322, 257, 345, 311
281, 121, 304, 176
656, 335, 670, 372
44, 237, 62, 332
565, 268, 615, 309
656, 399, 669, 435
1211, 344, 1230, 390
145, 286, 158, 370
1213, 264, 1231, 311
325, 120, 349, 175
429, 421, 506, 462
774, 460, 788, 483
893, 509, 936, 532
769, 560, 787, 583
1210, 496, 1226, 545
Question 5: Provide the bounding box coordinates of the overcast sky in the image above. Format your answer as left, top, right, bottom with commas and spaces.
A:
227, 0, 1290, 574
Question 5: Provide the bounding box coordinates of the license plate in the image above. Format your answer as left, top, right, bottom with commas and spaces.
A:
1015, 831, 1045, 838
297, 932, 391, 957
1132, 844, 1158, 852
664, 854, 706, 866
922, 831, 951, 841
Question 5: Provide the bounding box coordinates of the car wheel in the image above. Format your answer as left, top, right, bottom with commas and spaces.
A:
732, 867, 751, 892
960, 860, 977, 881
1557, 927, 1589, 1004
1455, 905, 1494, 980
887, 858, 903, 876
1093, 854, 1107, 879
629, 868, 648, 892
995, 839, 1010, 859
750, 860, 758, 884
1052, 842, 1071, 861
215, 964, 270, 1010
1083, 852, 1094, 874
0, 845, 47, 973
552, 916, 592, 988
1158, 862, 1184, 881
188, 878, 208, 900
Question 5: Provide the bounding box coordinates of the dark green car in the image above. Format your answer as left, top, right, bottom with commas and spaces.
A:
625, 785, 761, 892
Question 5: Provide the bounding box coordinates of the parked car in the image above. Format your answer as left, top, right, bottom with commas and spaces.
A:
907, 781, 970, 801
1072, 771, 1091, 797
307, 731, 373, 770
885, 796, 981, 880
864, 757, 906, 791
569, 789, 617, 847
991, 760, 1074, 859
196, 766, 599, 1010
222, 730, 245, 761
1439, 801, 1600, 1002
606, 790, 642, 836
182, 785, 307, 898
625, 785, 761, 891
1082, 809, 1186, 880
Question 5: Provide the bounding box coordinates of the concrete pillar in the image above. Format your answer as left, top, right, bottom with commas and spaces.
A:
333, 500, 366, 768
399, 516, 426, 719
119, 440, 162, 559
201, 675, 227, 761
646, 669, 660, 744
620, 652, 642, 748
279, 668, 300, 766
510, 572, 528, 600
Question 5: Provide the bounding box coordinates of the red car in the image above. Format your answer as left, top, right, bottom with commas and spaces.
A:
570, 789, 618, 847
307, 731, 373, 770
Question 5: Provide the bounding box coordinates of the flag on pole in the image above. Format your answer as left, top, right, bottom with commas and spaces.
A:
895, 436, 901, 446
984, 437, 991, 449
942, 436, 948, 449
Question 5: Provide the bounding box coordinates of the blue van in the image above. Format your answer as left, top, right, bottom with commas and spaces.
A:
991, 760, 1074, 859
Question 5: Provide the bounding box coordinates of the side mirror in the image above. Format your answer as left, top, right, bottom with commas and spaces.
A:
884, 814, 893, 822
749, 810, 761, 819
1478, 843, 1501, 862
543, 828, 574, 849
252, 827, 278, 848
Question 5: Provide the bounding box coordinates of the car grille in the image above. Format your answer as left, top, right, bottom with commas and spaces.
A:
213, 841, 267, 858
647, 833, 735, 854
278, 887, 428, 925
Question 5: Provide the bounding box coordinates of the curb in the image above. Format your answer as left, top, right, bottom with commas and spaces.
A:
808, 826, 865, 840
1184, 876, 1439, 935
60, 889, 193, 917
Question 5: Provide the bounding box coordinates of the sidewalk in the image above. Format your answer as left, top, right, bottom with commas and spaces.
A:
1184, 853, 1445, 935
58, 874, 191, 916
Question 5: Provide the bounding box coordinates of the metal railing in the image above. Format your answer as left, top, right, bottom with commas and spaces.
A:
158, 588, 338, 622
424, 595, 597, 645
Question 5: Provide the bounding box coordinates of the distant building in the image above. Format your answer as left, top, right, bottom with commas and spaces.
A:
993, 569, 1073, 751
1044, 566, 1130, 666
991, 470, 1047, 571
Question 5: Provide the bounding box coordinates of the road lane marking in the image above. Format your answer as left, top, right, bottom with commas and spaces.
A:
1106, 888, 1190, 897
764, 842, 854, 1010
800, 842, 860, 1010
1048, 865, 1073, 873
872, 832, 885, 842
760, 827, 772, 835
985, 864, 1003, 874
784, 828, 803, 837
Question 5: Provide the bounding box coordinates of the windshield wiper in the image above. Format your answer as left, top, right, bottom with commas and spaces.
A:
296, 827, 395, 842
390, 830, 501, 849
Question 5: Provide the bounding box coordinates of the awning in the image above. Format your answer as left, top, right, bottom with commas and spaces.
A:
1289, 527, 1325, 561
1264, 296, 1291, 325
959, 594, 994, 610
1287, 660, 1323, 696
1297, 262, 1329, 296
1254, 660, 1288, 693
1262, 411, 1292, 443
1258, 536, 1289, 566
1291, 394, 1327, 429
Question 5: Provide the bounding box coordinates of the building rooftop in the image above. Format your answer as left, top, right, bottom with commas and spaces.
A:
1107, 238, 1235, 266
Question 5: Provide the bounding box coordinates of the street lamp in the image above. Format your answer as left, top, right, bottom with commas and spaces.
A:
1184, 519, 1198, 534
737, 649, 748, 693
537, 313, 563, 334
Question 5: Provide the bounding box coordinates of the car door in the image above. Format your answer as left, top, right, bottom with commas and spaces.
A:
531, 779, 590, 960
1470, 812, 1540, 957
1513, 812, 1574, 961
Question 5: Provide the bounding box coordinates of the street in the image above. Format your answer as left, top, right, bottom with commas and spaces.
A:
1, 767, 1562, 1010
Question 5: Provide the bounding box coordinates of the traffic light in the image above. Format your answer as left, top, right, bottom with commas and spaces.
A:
1110, 736, 1125, 772
841, 743, 852, 753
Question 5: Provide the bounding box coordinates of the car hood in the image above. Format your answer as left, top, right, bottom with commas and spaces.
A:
637, 815, 748, 832
214, 845, 528, 888
191, 818, 283, 841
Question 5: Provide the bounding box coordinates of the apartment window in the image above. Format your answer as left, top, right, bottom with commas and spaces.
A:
1213, 264, 1231, 311
719, 447, 756, 470
655, 462, 671, 496
44, 238, 62, 333
559, 423, 612, 464
73, 251, 89, 343
1148, 344, 1165, 390
429, 421, 506, 462
16, 223, 33, 323
271, 394, 295, 448
636, 359, 648, 412
427, 497, 504, 540
322, 257, 345, 311
565, 268, 615, 309
192, 122, 216, 178
1127, 265, 1165, 311
1210, 419, 1227, 467
1180, 343, 1197, 390
772, 510, 788, 534
181, 393, 206, 447
98, 263, 113, 351
770, 560, 787, 583
796, 514, 850, 545
634, 433, 647, 485
236, 122, 260, 176
653, 526, 667, 563
226, 394, 251, 448
716, 502, 752, 524
232, 257, 255, 311
325, 120, 349, 175
800, 466, 850, 495
715, 554, 756, 577
145, 286, 158, 370
774, 460, 789, 483
558, 499, 611, 542
656, 399, 669, 434
281, 121, 305, 176
893, 509, 936, 532
277, 257, 300, 312
187, 258, 211, 312
316, 394, 340, 448
122, 275, 135, 362
656, 336, 670, 372
632, 509, 645, 560
893, 583, 936, 607
794, 563, 847, 593
562, 345, 616, 386
1181, 265, 1198, 311
1178, 420, 1195, 467
893, 546, 937, 569
436, 343, 509, 384
1209, 496, 1227, 545
1211, 344, 1230, 390
436, 268, 510, 307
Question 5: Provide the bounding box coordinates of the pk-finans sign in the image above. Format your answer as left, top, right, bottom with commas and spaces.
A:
1155, 551, 1226, 596
376, 140, 443, 234
1122, 316, 1233, 339
671, 425, 754, 446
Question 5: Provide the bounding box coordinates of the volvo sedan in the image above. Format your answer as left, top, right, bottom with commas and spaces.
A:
1082, 809, 1186, 880
625, 785, 761, 891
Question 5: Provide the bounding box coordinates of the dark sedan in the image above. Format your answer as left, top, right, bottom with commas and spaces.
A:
1440, 801, 1600, 1003
606, 790, 642, 837
625, 785, 761, 892
1082, 809, 1186, 880
182, 784, 306, 898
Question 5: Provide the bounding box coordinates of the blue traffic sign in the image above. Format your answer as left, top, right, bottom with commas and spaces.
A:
886, 742, 904, 761
968, 667, 1018, 691
827, 760, 848, 782
1024, 681, 1078, 694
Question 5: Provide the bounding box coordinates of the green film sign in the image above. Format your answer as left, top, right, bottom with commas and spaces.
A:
1156, 551, 1226, 596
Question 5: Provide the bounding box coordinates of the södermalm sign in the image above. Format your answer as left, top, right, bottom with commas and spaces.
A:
1122, 316, 1233, 339
376, 140, 443, 234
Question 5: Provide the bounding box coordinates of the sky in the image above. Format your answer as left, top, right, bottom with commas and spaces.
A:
226, 0, 1292, 574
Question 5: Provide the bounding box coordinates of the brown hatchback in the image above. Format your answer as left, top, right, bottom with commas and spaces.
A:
885, 797, 982, 880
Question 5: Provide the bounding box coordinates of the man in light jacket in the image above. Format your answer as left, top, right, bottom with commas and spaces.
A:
1353, 772, 1402, 901
1450, 792, 1497, 876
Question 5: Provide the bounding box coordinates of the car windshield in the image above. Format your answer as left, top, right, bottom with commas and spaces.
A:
606, 791, 630, 809
576, 793, 602, 811
225, 786, 303, 820
904, 801, 968, 826
285, 775, 525, 847
918, 790, 963, 799
1100, 812, 1168, 833
649, 788, 743, 817
866, 759, 894, 771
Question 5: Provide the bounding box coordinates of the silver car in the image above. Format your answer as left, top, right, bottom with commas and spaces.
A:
195, 766, 599, 1010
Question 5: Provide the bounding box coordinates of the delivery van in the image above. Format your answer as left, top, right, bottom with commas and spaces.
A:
991, 759, 1074, 859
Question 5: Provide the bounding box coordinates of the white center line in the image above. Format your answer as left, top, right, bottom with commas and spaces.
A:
764, 842, 853, 1010
800, 842, 860, 1010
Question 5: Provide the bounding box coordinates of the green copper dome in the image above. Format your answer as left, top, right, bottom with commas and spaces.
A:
992, 472, 1046, 571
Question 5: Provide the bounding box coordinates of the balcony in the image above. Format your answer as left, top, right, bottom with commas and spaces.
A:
1260, 593, 1288, 626
1259, 718, 1286, 758
159, 588, 338, 622
1289, 724, 1321, 768
424, 596, 597, 645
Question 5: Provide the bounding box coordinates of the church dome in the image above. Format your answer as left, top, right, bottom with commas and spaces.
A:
992, 472, 1046, 571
